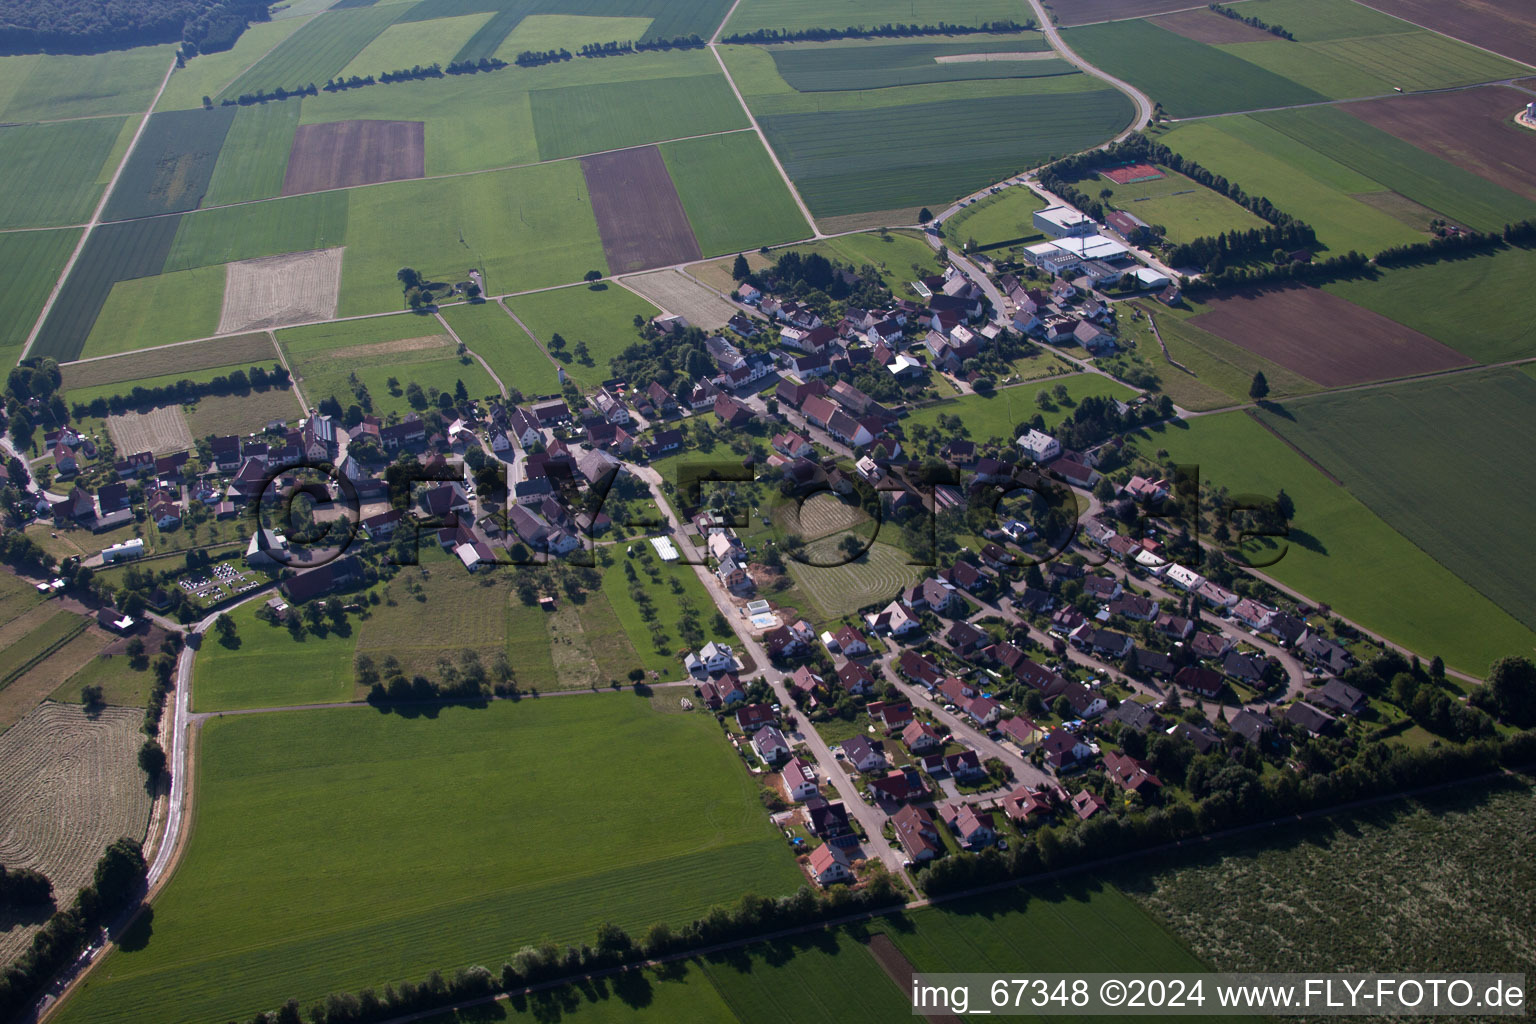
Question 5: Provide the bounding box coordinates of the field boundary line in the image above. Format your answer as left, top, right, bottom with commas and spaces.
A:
167, 13, 323, 113
18, 53, 180, 362
1167, 75, 1533, 122
1345, 0, 1536, 72
268, 328, 309, 414
434, 309, 506, 398
1244, 408, 1345, 486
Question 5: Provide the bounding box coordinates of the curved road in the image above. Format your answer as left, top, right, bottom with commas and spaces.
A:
1027, 0, 1154, 137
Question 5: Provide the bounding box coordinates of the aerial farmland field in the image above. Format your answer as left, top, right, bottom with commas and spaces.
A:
0, 228, 80, 364
156, 17, 318, 111
529, 70, 748, 162
0, 45, 175, 122
439, 300, 560, 394
217, 5, 409, 100
505, 283, 659, 389
202, 101, 304, 206
661, 131, 813, 255
101, 106, 239, 221
942, 186, 1047, 251
60, 332, 279, 393
337, 11, 495, 78
79, 265, 227, 359
0, 118, 130, 229
1098, 166, 1267, 245
52, 698, 801, 1024
723, 0, 1026, 35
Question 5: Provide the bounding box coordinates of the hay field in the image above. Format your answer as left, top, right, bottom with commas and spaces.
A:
106, 405, 195, 456
219, 247, 344, 333
622, 270, 739, 329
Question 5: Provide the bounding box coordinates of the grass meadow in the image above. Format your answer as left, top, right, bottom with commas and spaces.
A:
193, 599, 357, 711
942, 186, 1046, 251
0, 45, 176, 122
903, 374, 1139, 443
218, 5, 409, 100
0, 228, 81, 364
505, 284, 657, 390
53, 697, 801, 1024
1257, 368, 1536, 632
661, 131, 812, 256
439, 301, 561, 397
1146, 412, 1536, 675
701, 929, 914, 1023
0, 118, 128, 229
203, 100, 303, 206
79, 266, 227, 359
157, 17, 317, 111
1155, 117, 1427, 255
163, 189, 349, 271
1324, 247, 1536, 364
529, 73, 748, 162
338, 12, 495, 79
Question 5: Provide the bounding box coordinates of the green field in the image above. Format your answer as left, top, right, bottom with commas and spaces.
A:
54, 698, 801, 1024
278, 314, 499, 417
702, 929, 914, 1023
530, 73, 748, 161
1131, 300, 1319, 404
1156, 117, 1427, 255
203, 101, 303, 206
395, 0, 733, 55
767, 36, 1063, 93
1064, 19, 1326, 118
32, 216, 183, 363
505, 283, 658, 389
758, 89, 1134, 217
0, 228, 81, 364
102, 106, 239, 221
439, 301, 559, 396
60, 332, 278, 391
338, 11, 495, 78
79, 266, 226, 359
493, 14, 654, 59
904, 374, 1139, 442
1100, 166, 1267, 245
0, 45, 175, 122
1148, 413, 1536, 675
193, 599, 356, 711
724, 0, 1026, 35
1324, 247, 1536, 364
1253, 105, 1536, 232
158, 17, 319, 111
1257, 368, 1536, 633
787, 539, 923, 622
941, 186, 1046, 251
163, 190, 349, 272
600, 555, 721, 679
0, 118, 128, 229
660, 131, 812, 256
219, 5, 409, 99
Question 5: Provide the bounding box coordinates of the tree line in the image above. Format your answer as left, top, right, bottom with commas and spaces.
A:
0, 0, 266, 56
1208, 3, 1294, 40
0, 839, 147, 1020
722, 20, 1031, 44
0, 864, 52, 912
226, 870, 904, 1024
69, 363, 290, 421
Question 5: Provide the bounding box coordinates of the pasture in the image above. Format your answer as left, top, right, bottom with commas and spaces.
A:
1062, 19, 1325, 118
0, 45, 175, 123
158, 17, 317, 111
218, 5, 409, 100
506, 283, 659, 389
0, 228, 80, 364
51, 643, 156, 711
60, 332, 278, 392
1100, 166, 1267, 245
0, 703, 153, 964
1187, 285, 1470, 388
1253, 105, 1536, 232
52, 697, 801, 1024
80, 265, 227, 359
530, 73, 748, 162
31, 216, 182, 363
1146, 413, 1536, 675
102, 106, 238, 221
1127, 776, 1536, 975
661, 131, 812, 256
787, 540, 923, 622
1257, 368, 1536, 632
757, 89, 1134, 217
601, 555, 721, 679
1156, 117, 1426, 255
203, 101, 303, 206
1324, 247, 1536, 364
354, 560, 516, 680
0, 118, 128, 229
942, 186, 1046, 251
439, 301, 559, 395
277, 314, 498, 417
193, 599, 356, 712
903, 374, 1138, 442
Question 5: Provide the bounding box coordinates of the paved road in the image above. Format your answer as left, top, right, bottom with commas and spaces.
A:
1028, 0, 1154, 137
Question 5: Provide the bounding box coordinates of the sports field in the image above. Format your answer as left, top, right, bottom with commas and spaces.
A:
1149, 413, 1536, 676
1100, 166, 1267, 245
0, 118, 129, 229
1257, 368, 1536, 632
278, 314, 497, 418
505, 283, 659, 390
53, 698, 801, 1024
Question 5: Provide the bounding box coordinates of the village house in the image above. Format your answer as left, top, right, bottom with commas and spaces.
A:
780, 757, 818, 801
940, 803, 996, 849
806, 843, 852, 886
890, 804, 941, 862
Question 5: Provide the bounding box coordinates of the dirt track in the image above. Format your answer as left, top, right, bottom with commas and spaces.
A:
1189, 286, 1472, 388
867, 933, 963, 1023
282, 119, 425, 196
581, 146, 702, 274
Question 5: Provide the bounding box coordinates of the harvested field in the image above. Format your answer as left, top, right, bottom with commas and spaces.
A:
1351, 0, 1536, 67
219, 247, 344, 333
61, 333, 278, 392
324, 333, 451, 361
106, 405, 194, 456
581, 146, 701, 274
0, 702, 152, 963
1150, 7, 1276, 43
1053, 0, 1225, 27
772, 492, 872, 544
1342, 86, 1536, 202
281, 119, 424, 196
1189, 286, 1472, 387
186, 388, 303, 437
621, 270, 738, 329
0, 626, 110, 731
